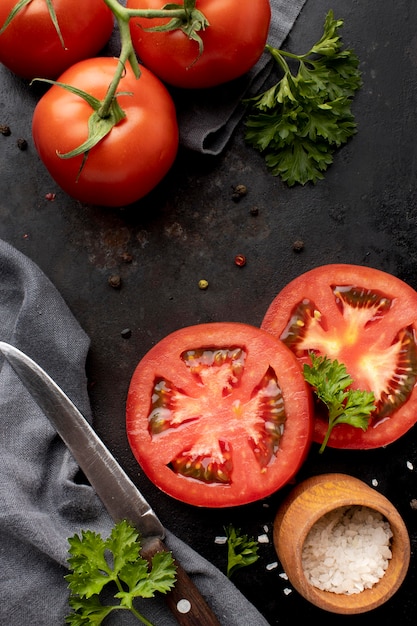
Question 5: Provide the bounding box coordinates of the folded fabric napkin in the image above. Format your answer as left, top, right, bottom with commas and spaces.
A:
0, 237, 273, 625
110, 0, 308, 154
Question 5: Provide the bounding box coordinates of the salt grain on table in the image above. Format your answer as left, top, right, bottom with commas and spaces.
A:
302, 505, 393, 594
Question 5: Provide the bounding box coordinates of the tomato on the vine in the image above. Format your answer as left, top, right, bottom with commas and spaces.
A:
32, 57, 179, 207
0, 0, 114, 80
126, 322, 312, 508
126, 0, 271, 89
261, 264, 417, 450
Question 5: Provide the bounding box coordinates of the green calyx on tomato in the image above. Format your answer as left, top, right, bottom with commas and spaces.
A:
261, 264, 417, 450
33, 78, 129, 170
137, 0, 210, 59
126, 323, 312, 508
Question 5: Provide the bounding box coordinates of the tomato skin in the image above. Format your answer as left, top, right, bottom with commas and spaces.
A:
32, 58, 179, 207
261, 264, 417, 450
126, 0, 271, 89
0, 0, 114, 80
126, 322, 312, 508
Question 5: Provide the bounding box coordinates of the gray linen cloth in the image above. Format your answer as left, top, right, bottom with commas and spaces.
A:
0, 239, 271, 625
111, 0, 309, 154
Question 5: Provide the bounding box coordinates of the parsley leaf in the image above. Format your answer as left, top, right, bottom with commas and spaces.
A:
225, 525, 259, 578
65, 519, 177, 625
244, 10, 362, 186
303, 353, 376, 453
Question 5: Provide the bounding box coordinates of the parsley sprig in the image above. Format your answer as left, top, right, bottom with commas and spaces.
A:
65, 520, 177, 626
244, 10, 362, 186
225, 525, 259, 578
303, 353, 376, 453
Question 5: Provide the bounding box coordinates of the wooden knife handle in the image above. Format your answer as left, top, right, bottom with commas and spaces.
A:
141, 537, 222, 626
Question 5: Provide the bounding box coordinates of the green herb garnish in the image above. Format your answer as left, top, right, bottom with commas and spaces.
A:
225, 525, 259, 578
303, 353, 376, 453
244, 10, 362, 186
65, 519, 177, 626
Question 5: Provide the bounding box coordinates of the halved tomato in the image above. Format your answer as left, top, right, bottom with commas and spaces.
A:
126, 322, 312, 507
261, 264, 417, 450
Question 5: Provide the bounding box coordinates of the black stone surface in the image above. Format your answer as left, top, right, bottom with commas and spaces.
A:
1, 1, 416, 624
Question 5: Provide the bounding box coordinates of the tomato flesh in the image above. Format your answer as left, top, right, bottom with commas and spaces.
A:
126, 323, 312, 508
261, 264, 417, 449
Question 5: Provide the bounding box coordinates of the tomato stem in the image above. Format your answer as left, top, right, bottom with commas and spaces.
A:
98, 0, 206, 118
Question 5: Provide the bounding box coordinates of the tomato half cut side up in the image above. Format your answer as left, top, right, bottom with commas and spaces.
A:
126, 322, 312, 508
261, 264, 417, 450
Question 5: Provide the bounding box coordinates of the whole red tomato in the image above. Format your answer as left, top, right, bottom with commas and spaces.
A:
0, 0, 114, 80
32, 58, 179, 207
126, 0, 271, 89
261, 264, 417, 450
126, 322, 312, 507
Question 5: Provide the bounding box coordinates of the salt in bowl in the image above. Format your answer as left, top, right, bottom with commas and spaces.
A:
273, 473, 410, 614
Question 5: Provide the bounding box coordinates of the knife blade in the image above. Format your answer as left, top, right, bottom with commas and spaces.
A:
0, 341, 222, 626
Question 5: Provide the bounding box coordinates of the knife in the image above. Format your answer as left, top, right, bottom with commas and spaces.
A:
0, 341, 222, 626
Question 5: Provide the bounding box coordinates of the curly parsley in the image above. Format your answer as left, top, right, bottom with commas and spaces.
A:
65, 520, 177, 626
303, 353, 376, 453
225, 525, 259, 578
244, 10, 362, 186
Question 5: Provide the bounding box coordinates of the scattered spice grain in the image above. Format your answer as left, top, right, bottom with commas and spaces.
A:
108, 274, 122, 289
234, 254, 246, 267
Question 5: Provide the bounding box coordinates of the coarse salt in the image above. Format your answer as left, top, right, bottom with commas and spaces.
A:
302, 505, 392, 595
266, 562, 278, 571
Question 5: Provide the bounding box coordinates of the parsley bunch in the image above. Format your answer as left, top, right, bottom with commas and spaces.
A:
65, 520, 177, 626
225, 525, 259, 578
245, 10, 362, 186
303, 353, 376, 453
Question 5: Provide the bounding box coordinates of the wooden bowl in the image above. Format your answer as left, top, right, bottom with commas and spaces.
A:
273, 473, 410, 614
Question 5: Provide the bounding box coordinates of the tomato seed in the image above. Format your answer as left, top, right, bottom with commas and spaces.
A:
198, 279, 209, 290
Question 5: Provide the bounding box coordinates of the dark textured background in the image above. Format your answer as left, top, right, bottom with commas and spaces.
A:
1, 0, 416, 623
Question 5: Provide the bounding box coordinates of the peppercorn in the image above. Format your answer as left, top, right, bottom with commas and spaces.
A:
231, 184, 247, 202
108, 274, 122, 289
292, 240, 305, 252
234, 254, 246, 267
